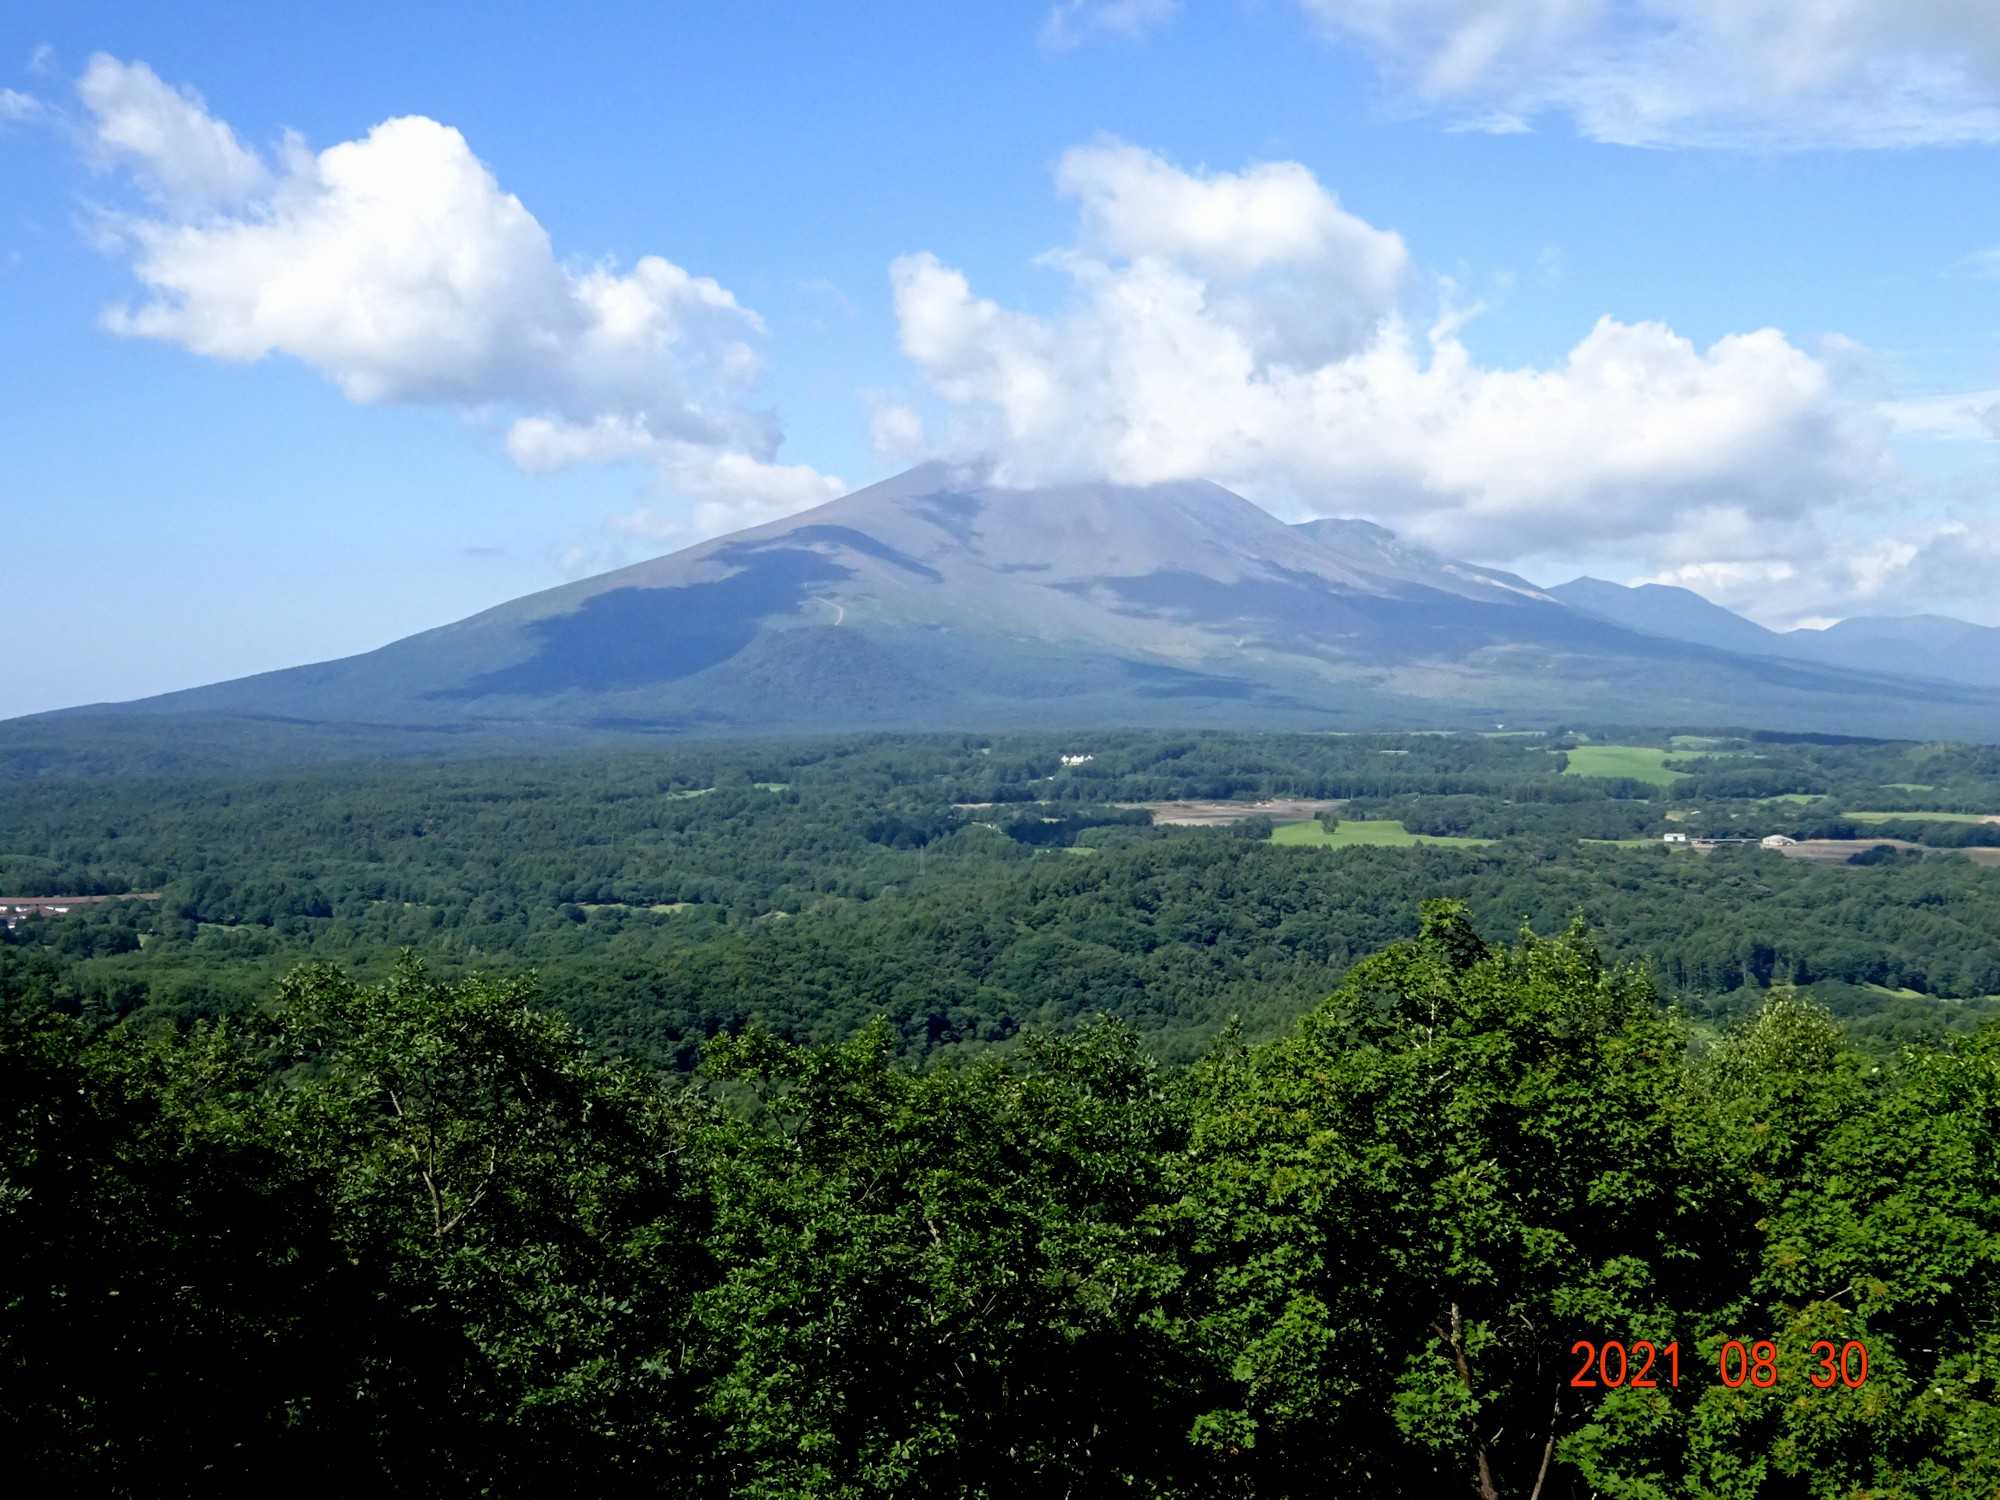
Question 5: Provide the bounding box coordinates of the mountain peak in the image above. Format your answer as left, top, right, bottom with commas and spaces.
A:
38, 462, 2000, 739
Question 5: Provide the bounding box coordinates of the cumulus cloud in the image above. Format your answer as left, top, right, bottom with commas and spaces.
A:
0, 87, 42, 123
865, 396, 929, 461
1040, 0, 1179, 51
1298, 0, 2000, 148
891, 141, 1895, 576
78, 55, 840, 541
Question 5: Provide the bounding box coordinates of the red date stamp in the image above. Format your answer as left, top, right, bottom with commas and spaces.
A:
1569, 1339, 1868, 1389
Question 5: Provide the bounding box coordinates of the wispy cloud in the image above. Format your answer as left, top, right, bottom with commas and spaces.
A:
1952, 247, 2000, 280
1881, 391, 2000, 442
1040, 0, 1179, 53
1297, 0, 2000, 149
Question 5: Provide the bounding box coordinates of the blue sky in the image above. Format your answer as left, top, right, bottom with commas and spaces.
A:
3, 0, 1998, 718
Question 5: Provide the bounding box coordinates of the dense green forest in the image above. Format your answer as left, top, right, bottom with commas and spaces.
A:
6, 730, 2000, 1065
13, 907, 2000, 1496
9, 728, 2000, 1491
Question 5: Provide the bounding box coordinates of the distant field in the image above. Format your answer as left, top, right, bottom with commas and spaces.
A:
1271, 819, 1490, 849
1116, 798, 1344, 827
1669, 734, 1731, 750
1763, 793, 1826, 804
1849, 810, 1999, 825
1580, 837, 1661, 847
1559, 745, 1685, 788
1881, 783, 1937, 792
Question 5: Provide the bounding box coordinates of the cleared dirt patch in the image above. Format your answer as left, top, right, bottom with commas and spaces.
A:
1, 892, 161, 911
1112, 797, 1346, 827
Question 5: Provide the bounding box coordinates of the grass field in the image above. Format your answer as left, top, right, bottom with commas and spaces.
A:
1881, 783, 1937, 792
1849, 810, 1996, 824
1271, 819, 1491, 849
1763, 793, 1826, 804
1559, 745, 1686, 788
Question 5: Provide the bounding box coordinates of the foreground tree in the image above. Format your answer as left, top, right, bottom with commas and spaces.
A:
697, 1016, 1196, 1496
270, 958, 719, 1494
1175, 901, 1747, 1497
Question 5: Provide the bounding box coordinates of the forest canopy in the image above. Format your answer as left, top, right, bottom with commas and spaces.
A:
9, 908, 2000, 1497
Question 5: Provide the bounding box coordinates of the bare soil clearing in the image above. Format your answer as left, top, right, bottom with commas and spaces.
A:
2, 892, 161, 909
1113, 797, 1346, 827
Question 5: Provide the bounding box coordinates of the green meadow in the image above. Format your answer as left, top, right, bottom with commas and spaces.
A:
1559, 744, 1686, 788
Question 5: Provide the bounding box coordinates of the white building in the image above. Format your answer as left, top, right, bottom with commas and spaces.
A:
1662, 832, 1690, 844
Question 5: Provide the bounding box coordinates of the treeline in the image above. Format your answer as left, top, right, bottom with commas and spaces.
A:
10, 910, 2000, 1496
16, 830, 2000, 1068
8, 732, 2000, 1066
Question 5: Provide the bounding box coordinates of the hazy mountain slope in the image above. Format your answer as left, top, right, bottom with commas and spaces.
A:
1548, 577, 1790, 658
20, 464, 2000, 744
1292, 518, 1556, 606
1784, 615, 2000, 690
1551, 576, 2000, 690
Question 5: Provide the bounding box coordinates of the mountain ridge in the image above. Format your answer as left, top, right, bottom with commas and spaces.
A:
1551, 575, 2000, 690
17, 464, 2000, 746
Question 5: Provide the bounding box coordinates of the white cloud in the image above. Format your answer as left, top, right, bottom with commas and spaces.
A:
1298, 0, 2000, 148
1057, 141, 1407, 295
865, 396, 929, 461
79, 56, 839, 543
78, 55, 268, 206
891, 144, 1893, 570
1881, 391, 2000, 442
1641, 558, 1798, 597
1041, 0, 1179, 51
1624, 502, 2000, 630
0, 88, 42, 123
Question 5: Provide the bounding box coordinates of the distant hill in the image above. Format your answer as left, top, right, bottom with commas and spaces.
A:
1786, 615, 2000, 689
1548, 577, 1789, 658
12, 463, 1999, 761
1551, 577, 2000, 691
